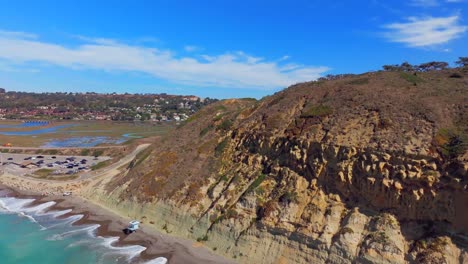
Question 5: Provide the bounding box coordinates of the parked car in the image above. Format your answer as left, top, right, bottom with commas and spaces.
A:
7, 157, 13, 160
36, 155, 44, 159
51, 156, 56, 159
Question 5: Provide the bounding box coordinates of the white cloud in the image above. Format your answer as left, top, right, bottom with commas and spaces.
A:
184, 45, 198, 52
383, 15, 467, 47
0, 30, 37, 39
410, 0, 439, 7
410, 0, 464, 5
0, 30, 328, 90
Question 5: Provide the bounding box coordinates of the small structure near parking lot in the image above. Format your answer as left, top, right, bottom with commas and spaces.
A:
20, 161, 38, 169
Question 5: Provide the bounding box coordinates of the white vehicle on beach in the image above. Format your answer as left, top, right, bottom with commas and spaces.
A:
123, 220, 140, 234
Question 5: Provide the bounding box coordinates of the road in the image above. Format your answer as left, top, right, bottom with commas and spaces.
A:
78, 143, 150, 180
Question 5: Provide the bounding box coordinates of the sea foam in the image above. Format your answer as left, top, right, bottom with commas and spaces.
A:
0, 196, 167, 263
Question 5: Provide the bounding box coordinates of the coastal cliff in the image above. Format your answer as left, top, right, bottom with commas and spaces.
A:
91, 69, 467, 263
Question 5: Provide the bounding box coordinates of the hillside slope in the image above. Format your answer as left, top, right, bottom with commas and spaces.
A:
88, 68, 467, 263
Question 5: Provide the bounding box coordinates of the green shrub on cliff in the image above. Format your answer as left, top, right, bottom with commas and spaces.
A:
247, 173, 266, 193
279, 191, 298, 204
215, 138, 228, 156
434, 128, 466, 159
196, 234, 209, 242
339, 227, 354, 235
400, 72, 424, 85
300, 104, 333, 118
348, 78, 369, 85
216, 119, 233, 131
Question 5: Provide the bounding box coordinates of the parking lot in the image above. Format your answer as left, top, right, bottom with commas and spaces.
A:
0, 153, 110, 178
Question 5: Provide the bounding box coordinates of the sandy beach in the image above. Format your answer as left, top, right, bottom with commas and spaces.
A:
0, 184, 233, 264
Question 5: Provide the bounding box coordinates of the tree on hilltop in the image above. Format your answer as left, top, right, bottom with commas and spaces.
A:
455, 57, 468, 68
417, 61, 448, 72
382, 62, 415, 72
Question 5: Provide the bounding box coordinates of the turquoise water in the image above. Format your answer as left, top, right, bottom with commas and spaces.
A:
0, 195, 167, 264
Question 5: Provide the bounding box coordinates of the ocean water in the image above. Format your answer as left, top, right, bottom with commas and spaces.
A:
0, 195, 167, 264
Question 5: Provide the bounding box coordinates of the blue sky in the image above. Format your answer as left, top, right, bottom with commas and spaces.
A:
0, 0, 466, 98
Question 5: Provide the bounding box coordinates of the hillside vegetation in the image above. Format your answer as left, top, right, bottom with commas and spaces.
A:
99, 66, 467, 263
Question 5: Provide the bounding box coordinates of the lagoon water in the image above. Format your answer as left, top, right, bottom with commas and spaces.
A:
0, 124, 74, 136
0, 121, 136, 147
42, 136, 126, 148
0, 122, 51, 129
0, 195, 166, 264
0, 121, 75, 136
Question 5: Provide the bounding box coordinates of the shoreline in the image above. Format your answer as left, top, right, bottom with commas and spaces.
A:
0, 184, 233, 264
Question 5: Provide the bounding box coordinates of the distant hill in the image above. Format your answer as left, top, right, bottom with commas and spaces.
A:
93, 66, 467, 263
0, 91, 217, 121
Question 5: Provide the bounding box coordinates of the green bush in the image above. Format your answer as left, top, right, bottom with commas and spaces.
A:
219, 174, 229, 181
300, 105, 333, 118
92, 150, 104, 157
199, 125, 213, 137
196, 234, 209, 242
215, 139, 228, 157
216, 119, 233, 131
47, 149, 58, 155
247, 174, 266, 193
400, 72, 423, 84
215, 105, 227, 112
339, 227, 354, 235
279, 191, 298, 204
435, 128, 466, 159
91, 160, 110, 170
348, 78, 369, 85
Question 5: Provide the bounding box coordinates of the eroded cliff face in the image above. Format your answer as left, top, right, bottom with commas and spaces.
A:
96, 70, 467, 263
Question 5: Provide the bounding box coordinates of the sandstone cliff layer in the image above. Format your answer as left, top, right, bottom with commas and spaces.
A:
98, 69, 467, 263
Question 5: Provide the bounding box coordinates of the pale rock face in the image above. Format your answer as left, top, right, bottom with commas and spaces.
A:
96, 132, 466, 264
95, 73, 467, 263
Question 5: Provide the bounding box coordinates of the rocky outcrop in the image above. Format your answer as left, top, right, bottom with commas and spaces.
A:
100, 69, 467, 263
